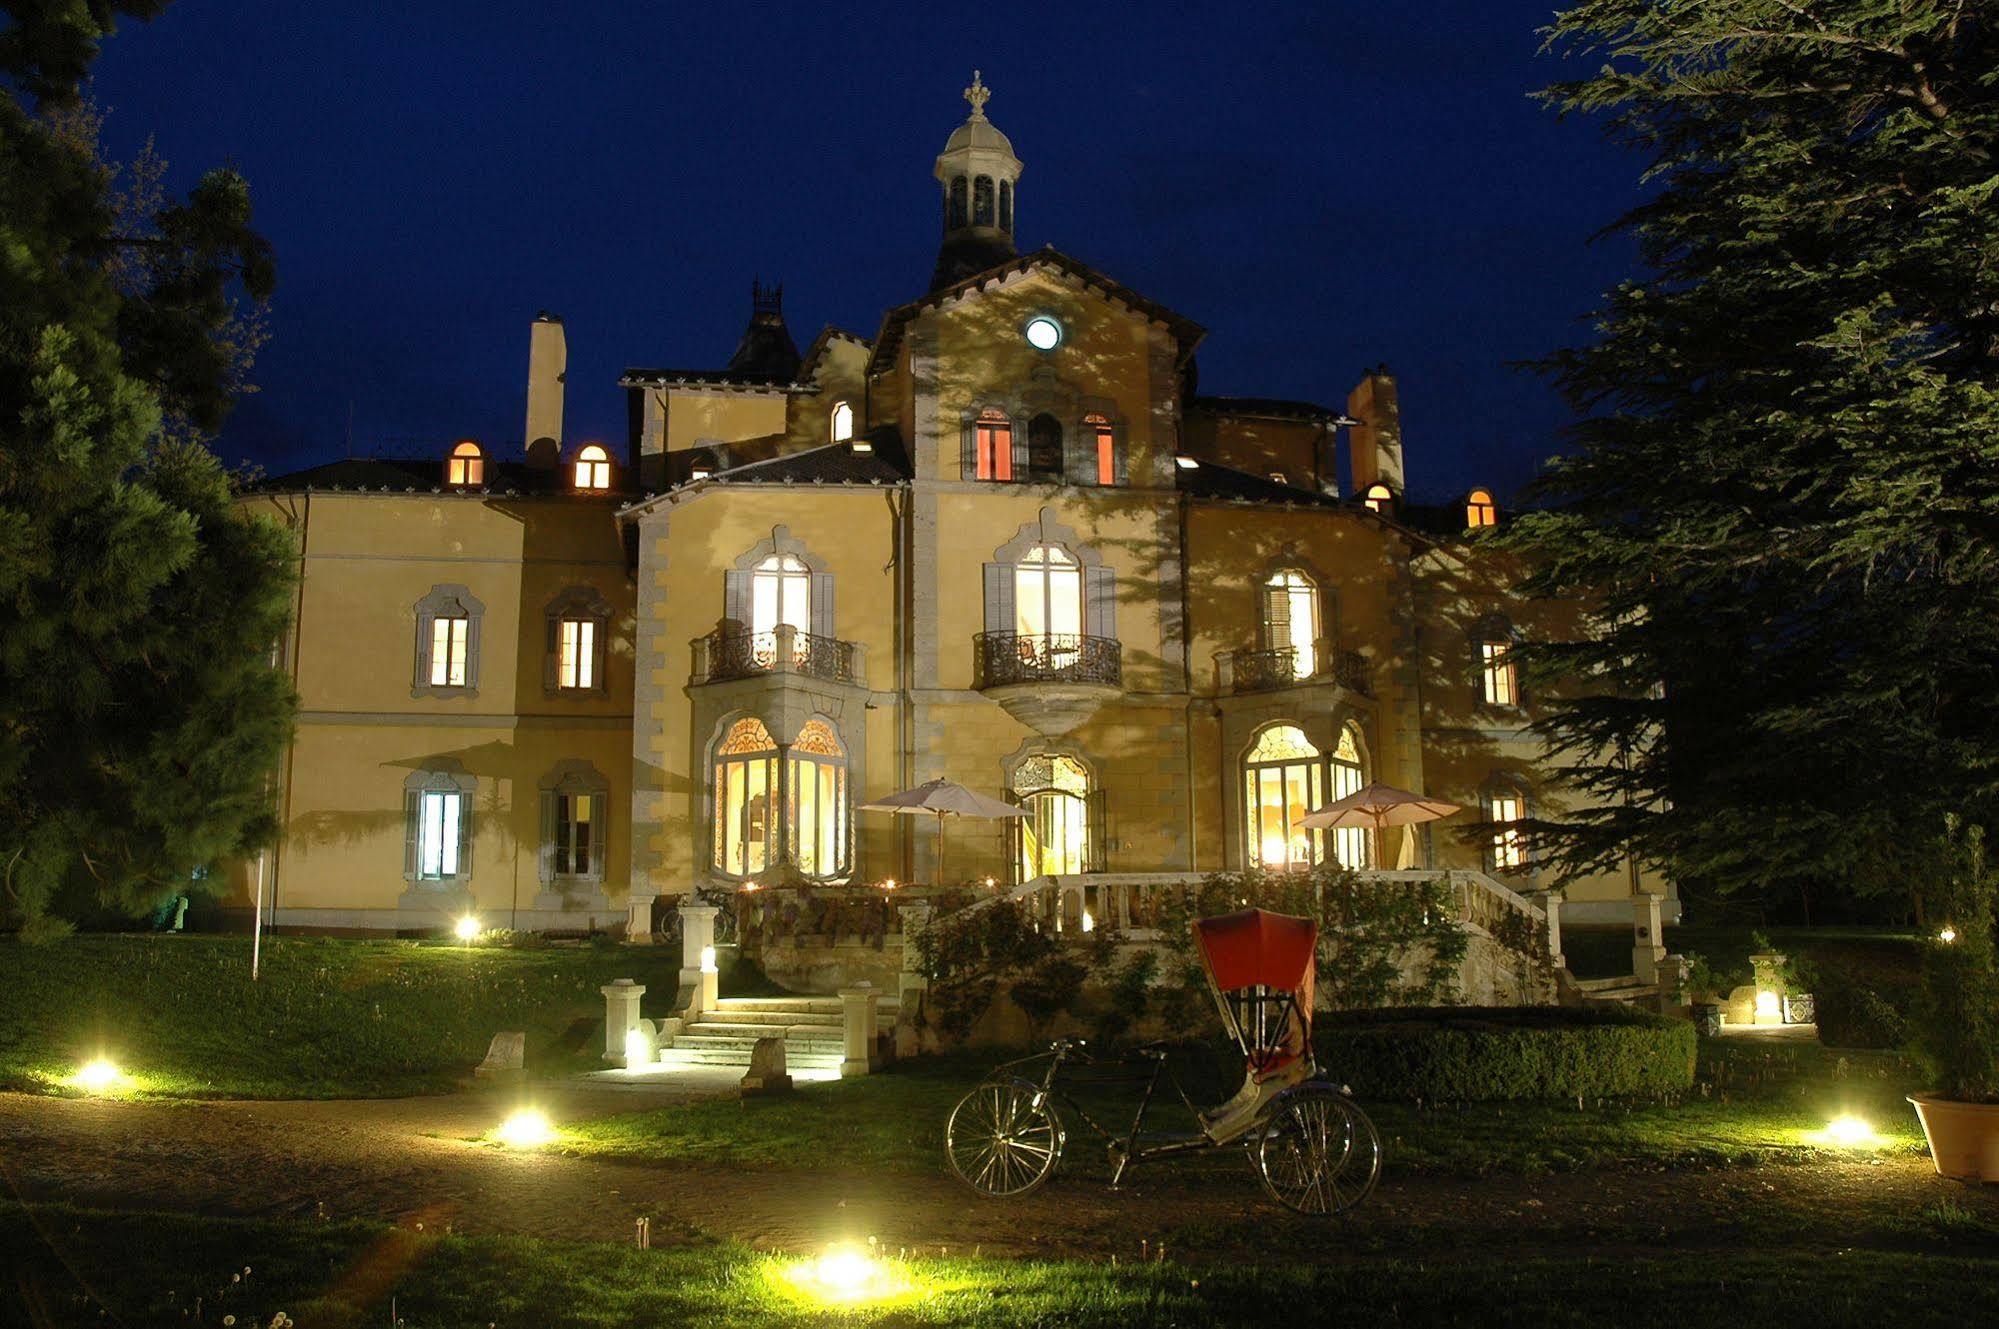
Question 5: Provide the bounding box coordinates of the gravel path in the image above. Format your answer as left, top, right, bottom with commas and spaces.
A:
1, 1088, 1992, 1261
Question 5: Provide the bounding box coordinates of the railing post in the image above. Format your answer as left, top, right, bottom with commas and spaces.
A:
849, 640, 868, 688
838, 981, 880, 1077
1530, 888, 1564, 970
678, 902, 720, 1015
772, 623, 798, 675
1631, 892, 1665, 985
690, 634, 712, 685
600, 978, 647, 1061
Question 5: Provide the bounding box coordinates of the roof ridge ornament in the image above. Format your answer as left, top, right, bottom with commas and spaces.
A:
963, 70, 991, 120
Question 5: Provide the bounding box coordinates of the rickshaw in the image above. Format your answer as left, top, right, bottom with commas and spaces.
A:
943, 907, 1382, 1215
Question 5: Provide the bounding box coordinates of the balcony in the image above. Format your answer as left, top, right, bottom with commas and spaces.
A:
693, 624, 865, 689
1217, 643, 1372, 697
973, 631, 1123, 736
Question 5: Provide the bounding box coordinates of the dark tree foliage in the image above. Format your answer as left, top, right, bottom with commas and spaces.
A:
0, 1, 294, 930
1508, 2, 1999, 917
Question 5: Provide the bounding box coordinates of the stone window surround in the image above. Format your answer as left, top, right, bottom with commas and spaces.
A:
1000, 737, 1106, 879
1220, 706, 1372, 873
539, 758, 611, 885
1480, 770, 1536, 879
957, 370, 1129, 488
544, 584, 614, 697
722, 525, 837, 642
403, 761, 476, 886
411, 584, 485, 699
984, 508, 1118, 641
1255, 553, 1339, 657
1470, 612, 1525, 710
702, 706, 854, 884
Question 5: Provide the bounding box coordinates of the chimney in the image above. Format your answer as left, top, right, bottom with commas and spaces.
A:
1346, 365, 1404, 496
524, 311, 566, 469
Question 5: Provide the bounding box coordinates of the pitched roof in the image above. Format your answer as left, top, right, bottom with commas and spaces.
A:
619, 430, 911, 521
1190, 394, 1357, 425
1174, 458, 1340, 507
868, 245, 1206, 375
250, 455, 632, 498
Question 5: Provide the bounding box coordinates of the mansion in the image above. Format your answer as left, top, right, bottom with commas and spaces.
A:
236, 76, 1673, 941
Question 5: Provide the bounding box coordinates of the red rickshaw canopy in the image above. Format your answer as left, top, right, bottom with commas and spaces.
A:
1192, 908, 1318, 1009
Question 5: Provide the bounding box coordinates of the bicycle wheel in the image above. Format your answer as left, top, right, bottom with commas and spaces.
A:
1253, 1086, 1382, 1216
945, 1078, 1064, 1198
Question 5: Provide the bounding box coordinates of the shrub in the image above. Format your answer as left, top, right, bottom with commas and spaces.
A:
1315, 1006, 1696, 1102
1914, 821, 1999, 1102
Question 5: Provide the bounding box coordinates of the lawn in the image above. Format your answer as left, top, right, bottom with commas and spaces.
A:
8, 1202, 1998, 1328
560, 1035, 1930, 1177
0, 934, 683, 1098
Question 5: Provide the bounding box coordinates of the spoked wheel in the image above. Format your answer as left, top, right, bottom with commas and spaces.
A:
945, 1078, 1064, 1198
1253, 1086, 1382, 1216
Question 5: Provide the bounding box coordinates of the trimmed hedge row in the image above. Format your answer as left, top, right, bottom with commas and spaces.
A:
1315, 1006, 1697, 1102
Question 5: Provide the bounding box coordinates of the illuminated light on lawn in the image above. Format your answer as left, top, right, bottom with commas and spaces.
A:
624, 1029, 653, 1067
700, 945, 717, 974
1939, 927, 1958, 944
453, 915, 481, 943
71, 1058, 124, 1093
1819, 1114, 1878, 1148
781, 1244, 900, 1305
1754, 990, 1781, 1024
495, 1109, 556, 1148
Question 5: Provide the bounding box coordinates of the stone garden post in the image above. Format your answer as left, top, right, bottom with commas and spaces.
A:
600, 979, 646, 1061
1632, 892, 1665, 985
678, 902, 720, 1016
839, 981, 880, 1078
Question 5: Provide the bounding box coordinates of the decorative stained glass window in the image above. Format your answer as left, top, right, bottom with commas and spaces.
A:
1245, 724, 1323, 872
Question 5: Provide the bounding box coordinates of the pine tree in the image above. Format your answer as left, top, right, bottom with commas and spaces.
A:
0, 2, 294, 930
1510, 2, 1999, 916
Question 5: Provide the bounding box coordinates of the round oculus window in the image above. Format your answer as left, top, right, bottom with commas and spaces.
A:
1023, 316, 1063, 351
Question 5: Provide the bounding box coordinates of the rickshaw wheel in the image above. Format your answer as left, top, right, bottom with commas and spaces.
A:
1253, 1086, 1382, 1216
946, 1078, 1065, 1198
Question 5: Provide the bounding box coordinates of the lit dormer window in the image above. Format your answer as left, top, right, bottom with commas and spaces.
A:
1466, 488, 1498, 529
830, 401, 854, 443
575, 444, 611, 491
1363, 481, 1395, 513
447, 440, 484, 487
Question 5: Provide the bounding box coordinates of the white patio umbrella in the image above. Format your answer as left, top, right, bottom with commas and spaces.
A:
860, 778, 1028, 886
1296, 782, 1462, 869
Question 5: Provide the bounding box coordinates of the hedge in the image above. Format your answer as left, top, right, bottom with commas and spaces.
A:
1314, 1006, 1697, 1102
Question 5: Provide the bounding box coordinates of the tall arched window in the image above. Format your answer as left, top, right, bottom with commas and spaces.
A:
974, 408, 1013, 481
1474, 616, 1520, 708
830, 401, 854, 443
948, 175, 968, 229
1466, 488, 1498, 529
1086, 414, 1116, 486
973, 175, 995, 226
713, 718, 778, 877
575, 444, 612, 490
1027, 412, 1063, 480
751, 554, 811, 640
1329, 725, 1368, 868
1012, 753, 1092, 880
1015, 544, 1082, 644
1261, 570, 1320, 679
1244, 724, 1324, 872
446, 440, 484, 487
787, 719, 849, 878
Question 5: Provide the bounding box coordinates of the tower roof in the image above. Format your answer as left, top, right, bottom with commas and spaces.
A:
723, 280, 802, 382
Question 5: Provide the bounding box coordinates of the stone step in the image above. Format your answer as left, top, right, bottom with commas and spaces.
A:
680, 1020, 845, 1040
674, 1033, 845, 1053
699, 1009, 846, 1029
651, 1046, 845, 1071
714, 995, 900, 1017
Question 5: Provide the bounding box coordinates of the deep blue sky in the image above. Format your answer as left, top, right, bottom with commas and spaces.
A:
86, 2, 1643, 501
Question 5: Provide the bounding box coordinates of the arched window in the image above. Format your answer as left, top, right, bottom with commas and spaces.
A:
1261, 569, 1320, 679
787, 718, 850, 878
1027, 412, 1063, 480
1363, 481, 1395, 514
999, 178, 1013, 232
575, 444, 612, 490
1484, 776, 1530, 874
1466, 488, 1498, 529
973, 175, 995, 226
1245, 724, 1324, 872
446, 440, 484, 487
974, 408, 1013, 481
949, 175, 968, 229
1473, 616, 1520, 708
713, 717, 778, 878
1015, 544, 1082, 642
1086, 414, 1116, 486
1329, 725, 1369, 869
1012, 753, 1092, 880
539, 760, 610, 884
751, 554, 811, 639
829, 400, 854, 443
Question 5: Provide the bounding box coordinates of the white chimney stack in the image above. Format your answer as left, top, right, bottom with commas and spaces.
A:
525, 311, 566, 469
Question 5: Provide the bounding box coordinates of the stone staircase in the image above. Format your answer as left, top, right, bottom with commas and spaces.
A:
652, 995, 900, 1076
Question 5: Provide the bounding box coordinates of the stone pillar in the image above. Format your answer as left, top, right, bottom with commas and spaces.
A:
678, 903, 720, 1016
1654, 954, 1690, 1017
600, 979, 647, 1061
625, 891, 657, 945
1530, 889, 1564, 970
838, 981, 881, 1078
897, 903, 933, 1010
773, 622, 799, 673
1632, 892, 1665, 985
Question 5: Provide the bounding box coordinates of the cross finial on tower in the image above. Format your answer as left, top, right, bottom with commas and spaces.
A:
963, 70, 991, 119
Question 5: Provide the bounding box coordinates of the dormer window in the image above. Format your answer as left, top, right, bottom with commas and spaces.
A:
446, 440, 484, 487
830, 401, 854, 443
1363, 482, 1395, 514
1466, 488, 1498, 529
575, 444, 612, 491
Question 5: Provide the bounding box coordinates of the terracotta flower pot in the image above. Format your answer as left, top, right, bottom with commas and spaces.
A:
1908, 1093, 1999, 1181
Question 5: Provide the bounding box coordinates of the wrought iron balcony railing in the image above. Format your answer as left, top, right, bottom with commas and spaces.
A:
702, 626, 861, 686
974, 631, 1123, 689
1219, 643, 1372, 697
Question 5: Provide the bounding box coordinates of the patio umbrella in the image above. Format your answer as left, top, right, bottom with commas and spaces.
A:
1295, 782, 1461, 868
859, 778, 1028, 886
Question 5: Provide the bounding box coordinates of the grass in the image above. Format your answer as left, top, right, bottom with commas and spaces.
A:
560, 1035, 1929, 1177
0, 934, 686, 1098
8, 1201, 1999, 1328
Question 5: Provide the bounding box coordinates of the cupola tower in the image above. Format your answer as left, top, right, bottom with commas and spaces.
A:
930, 71, 1023, 291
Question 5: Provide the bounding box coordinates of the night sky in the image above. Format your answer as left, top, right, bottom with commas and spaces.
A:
84, 2, 1644, 502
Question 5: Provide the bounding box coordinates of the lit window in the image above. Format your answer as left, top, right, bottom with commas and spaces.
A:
447, 440, 484, 486
540, 761, 610, 883
1480, 639, 1518, 707
1363, 482, 1394, 513
417, 789, 461, 878
1015, 544, 1082, 643
830, 401, 854, 443
575, 444, 612, 490
713, 717, 777, 878
1329, 725, 1368, 869
1087, 414, 1115, 486
429, 616, 469, 687
553, 790, 597, 875
1261, 569, 1319, 679
975, 408, 1013, 481
1013, 753, 1092, 880
1466, 488, 1498, 528
1244, 724, 1323, 872
405, 766, 474, 883
1490, 792, 1525, 871
557, 618, 596, 690
787, 719, 849, 878
689, 468, 711, 481
711, 716, 849, 879
751, 554, 812, 639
